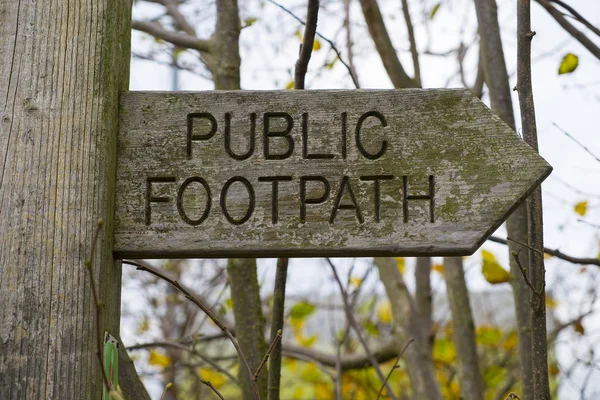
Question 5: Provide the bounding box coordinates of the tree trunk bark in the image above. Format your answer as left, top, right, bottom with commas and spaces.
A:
444, 258, 485, 400
375, 258, 441, 400
0, 0, 132, 398
212, 1, 268, 399
473, 0, 534, 395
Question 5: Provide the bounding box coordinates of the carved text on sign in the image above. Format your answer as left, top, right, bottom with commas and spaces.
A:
146, 111, 435, 226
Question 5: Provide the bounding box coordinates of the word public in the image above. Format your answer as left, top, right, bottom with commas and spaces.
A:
145, 111, 436, 226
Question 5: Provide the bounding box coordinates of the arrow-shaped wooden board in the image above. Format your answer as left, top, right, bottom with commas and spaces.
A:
114, 89, 551, 258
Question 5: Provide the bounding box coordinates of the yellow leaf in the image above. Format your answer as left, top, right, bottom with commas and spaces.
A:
503, 331, 518, 351
396, 257, 405, 274
148, 350, 171, 367
197, 368, 226, 388
285, 80, 294, 90
558, 53, 579, 75
315, 383, 331, 400
292, 386, 304, 399
377, 301, 392, 324
299, 334, 318, 347
574, 201, 588, 216
313, 38, 321, 51
301, 362, 321, 382
548, 361, 560, 377
481, 250, 510, 284
137, 317, 149, 334
432, 264, 444, 274
294, 29, 302, 41
546, 295, 558, 309
350, 277, 362, 287
574, 319, 585, 335
433, 338, 456, 363
325, 56, 339, 70
244, 17, 258, 27
544, 252, 553, 259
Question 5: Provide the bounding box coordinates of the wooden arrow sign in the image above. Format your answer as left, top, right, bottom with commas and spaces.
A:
114, 89, 551, 258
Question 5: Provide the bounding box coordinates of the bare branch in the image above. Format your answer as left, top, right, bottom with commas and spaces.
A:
159, 382, 173, 400
199, 379, 225, 400
132, 20, 212, 53
510, 250, 544, 300
376, 339, 414, 400
268, 259, 288, 400
123, 259, 260, 399
84, 219, 113, 392
517, 1, 551, 396
254, 330, 282, 382
400, 0, 420, 87
535, 0, 600, 60
488, 235, 600, 267
266, 0, 360, 88
127, 340, 240, 385
327, 258, 398, 400
148, 0, 198, 36
358, 0, 417, 88
283, 338, 402, 370
547, 0, 600, 37
343, 0, 361, 87
552, 122, 600, 163
294, 0, 319, 89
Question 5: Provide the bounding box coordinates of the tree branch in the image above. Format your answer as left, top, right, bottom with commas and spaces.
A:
132, 20, 212, 53
517, 1, 551, 397
268, 259, 288, 400
123, 259, 259, 398
488, 236, 600, 267
547, 0, 600, 37
400, 0, 420, 87
266, 0, 360, 88
535, 0, 600, 60
294, 0, 319, 89
358, 0, 417, 88
327, 259, 397, 400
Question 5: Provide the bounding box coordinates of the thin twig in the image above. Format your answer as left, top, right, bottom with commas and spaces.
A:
123, 259, 260, 399
511, 249, 544, 300
268, 258, 288, 400
84, 218, 112, 392
254, 330, 282, 382
488, 236, 600, 267
326, 258, 398, 400
375, 338, 414, 400
535, 0, 600, 60
266, 0, 360, 88
552, 122, 600, 163
199, 379, 225, 400
547, 0, 600, 37
343, 0, 360, 87
127, 340, 239, 385
159, 382, 173, 400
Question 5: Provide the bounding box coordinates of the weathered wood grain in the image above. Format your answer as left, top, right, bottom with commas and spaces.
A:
115, 89, 551, 258
0, 0, 131, 398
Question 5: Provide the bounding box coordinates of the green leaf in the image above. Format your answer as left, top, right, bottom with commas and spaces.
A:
364, 320, 380, 337
558, 53, 579, 75
244, 17, 258, 27
290, 301, 316, 321
429, 3, 441, 20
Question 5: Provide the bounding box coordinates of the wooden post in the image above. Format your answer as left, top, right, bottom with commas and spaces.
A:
0, 0, 131, 398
